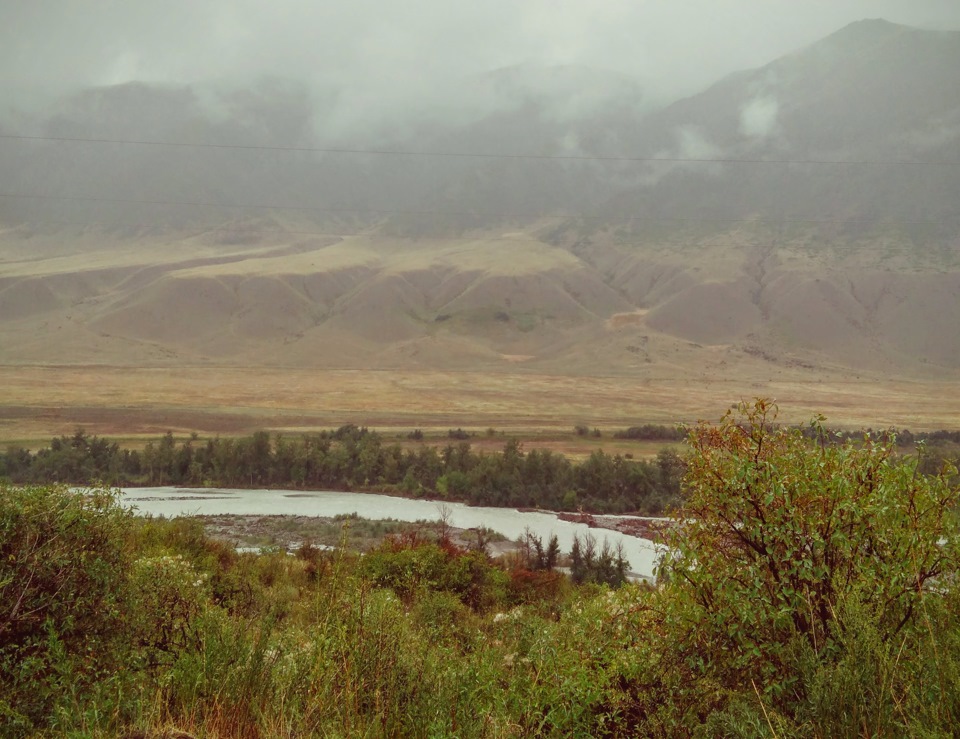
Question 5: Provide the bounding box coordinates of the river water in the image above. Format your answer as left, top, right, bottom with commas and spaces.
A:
119, 487, 663, 580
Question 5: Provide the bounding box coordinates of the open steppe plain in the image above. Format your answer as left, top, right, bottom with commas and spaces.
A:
2, 364, 959, 445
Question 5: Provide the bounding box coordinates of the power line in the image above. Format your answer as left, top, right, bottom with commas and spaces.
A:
0, 218, 545, 245
0, 218, 805, 254
2, 191, 958, 227
1, 132, 957, 166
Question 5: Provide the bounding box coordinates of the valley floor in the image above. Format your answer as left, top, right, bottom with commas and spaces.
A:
2, 363, 959, 442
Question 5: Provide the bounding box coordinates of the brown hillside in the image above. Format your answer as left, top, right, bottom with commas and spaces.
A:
1, 223, 958, 386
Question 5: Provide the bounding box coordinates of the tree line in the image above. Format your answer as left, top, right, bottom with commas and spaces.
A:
0, 425, 685, 514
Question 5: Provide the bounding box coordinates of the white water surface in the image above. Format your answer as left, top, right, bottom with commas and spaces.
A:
119, 487, 662, 579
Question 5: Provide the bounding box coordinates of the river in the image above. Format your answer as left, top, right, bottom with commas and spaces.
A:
119, 487, 663, 580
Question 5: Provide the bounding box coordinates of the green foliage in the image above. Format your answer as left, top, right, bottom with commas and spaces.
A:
126, 554, 209, 665
569, 533, 629, 587
0, 484, 135, 735
359, 534, 508, 611
646, 400, 960, 733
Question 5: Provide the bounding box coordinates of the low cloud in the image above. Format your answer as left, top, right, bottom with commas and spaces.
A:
638, 126, 725, 186
2, 1, 958, 124
739, 95, 780, 139
674, 126, 725, 160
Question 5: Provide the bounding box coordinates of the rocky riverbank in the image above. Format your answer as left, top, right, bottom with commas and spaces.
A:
556, 512, 672, 543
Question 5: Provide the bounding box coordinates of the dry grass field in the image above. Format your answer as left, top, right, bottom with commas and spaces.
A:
2, 364, 958, 446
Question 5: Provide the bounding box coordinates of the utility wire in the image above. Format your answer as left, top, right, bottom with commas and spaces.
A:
1, 191, 957, 227
1, 132, 957, 166
0, 217, 832, 252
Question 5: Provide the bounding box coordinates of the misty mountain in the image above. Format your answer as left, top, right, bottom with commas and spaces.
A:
2, 20, 957, 242
0, 63, 653, 232
623, 19, 960, 158
396, 63, 650, 154
3, 19, 960, 380
582, 19, 960, 242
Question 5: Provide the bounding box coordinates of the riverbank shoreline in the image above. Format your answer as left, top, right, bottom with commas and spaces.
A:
122, 483, 666, 524
556, 511, 673, 543
118, 487, 663, 578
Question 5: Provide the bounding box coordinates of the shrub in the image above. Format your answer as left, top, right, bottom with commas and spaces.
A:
651, 400, 960, 728
0, 484, 134, 733
127, 554, 210, 666
360, 536, 508, 611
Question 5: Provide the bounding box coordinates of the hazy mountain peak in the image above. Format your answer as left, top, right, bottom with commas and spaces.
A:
836, 17, 913, 35
791, 16, 950, 63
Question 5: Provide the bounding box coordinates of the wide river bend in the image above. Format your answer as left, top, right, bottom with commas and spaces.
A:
119, 487, 662, 580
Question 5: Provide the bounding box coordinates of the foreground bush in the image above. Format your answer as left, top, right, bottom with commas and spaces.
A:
0, 485, 135, 735
636, 400, 960, 736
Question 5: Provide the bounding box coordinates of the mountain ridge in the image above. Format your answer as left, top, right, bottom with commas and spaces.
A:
1, 19, 959, 384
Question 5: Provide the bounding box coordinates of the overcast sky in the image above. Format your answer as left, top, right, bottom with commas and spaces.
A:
2, 1, 958, 119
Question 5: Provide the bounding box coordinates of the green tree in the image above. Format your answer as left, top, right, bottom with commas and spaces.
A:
658, 400, 960, 704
